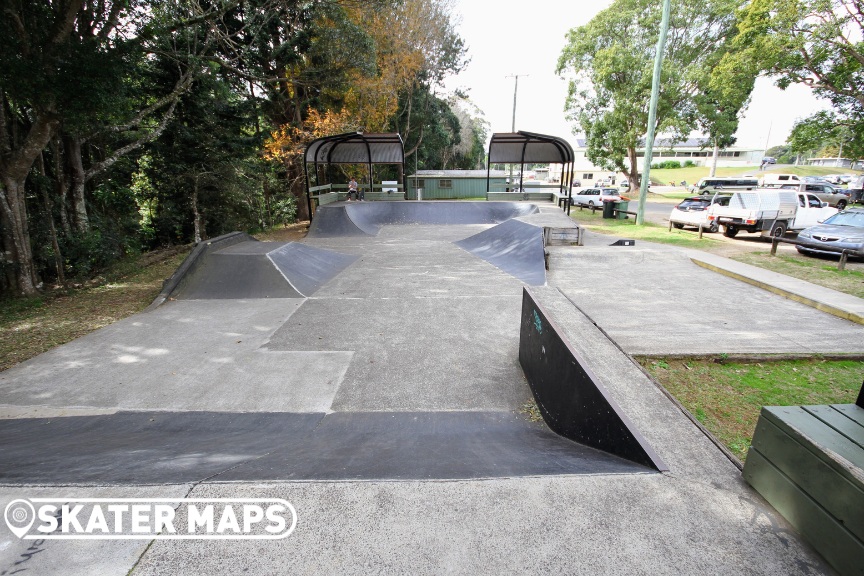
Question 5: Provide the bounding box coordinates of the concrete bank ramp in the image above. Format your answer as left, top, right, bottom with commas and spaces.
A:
455, 219, 547, 286
308, 201, 540, 237
170, 238, 357, 300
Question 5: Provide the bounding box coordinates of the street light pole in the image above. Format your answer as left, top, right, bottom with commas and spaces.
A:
636, 0, 671, 225
506, 73, 528, 190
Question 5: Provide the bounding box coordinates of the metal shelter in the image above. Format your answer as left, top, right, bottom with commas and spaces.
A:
487, 131, 576, 210
304, 132, 405, 218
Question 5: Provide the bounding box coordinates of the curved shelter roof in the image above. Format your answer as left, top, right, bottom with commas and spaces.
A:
486, 132, 576, 211
303, 132, 405, 219
305, 132, 405, 165
488, 131, 574, 165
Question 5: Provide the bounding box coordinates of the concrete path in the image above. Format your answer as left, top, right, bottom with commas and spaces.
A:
1, 200, 860, 575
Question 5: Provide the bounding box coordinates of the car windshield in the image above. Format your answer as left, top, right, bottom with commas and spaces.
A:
677, 198, 708, 209
823, 211, 864, 227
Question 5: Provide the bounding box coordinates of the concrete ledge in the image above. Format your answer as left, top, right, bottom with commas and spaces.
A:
690, 253, 864, 325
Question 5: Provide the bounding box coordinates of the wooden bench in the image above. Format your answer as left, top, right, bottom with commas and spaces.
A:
743, 384, 864, 576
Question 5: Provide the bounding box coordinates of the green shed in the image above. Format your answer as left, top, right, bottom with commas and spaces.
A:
406, 170, 509, 200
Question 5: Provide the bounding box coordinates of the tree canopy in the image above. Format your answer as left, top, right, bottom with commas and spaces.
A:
721, 0, 864, 162
556, 0, 754, 190
0, 0, 482, 298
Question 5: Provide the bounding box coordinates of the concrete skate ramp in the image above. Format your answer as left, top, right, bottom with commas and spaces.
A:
455, 219, 547, 286
173, 240, 357, 300
308, 201, 540, 237
0, 411, 648, 484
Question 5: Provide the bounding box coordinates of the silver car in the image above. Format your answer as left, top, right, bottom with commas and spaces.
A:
796, 208, 864, 258
571, 187, 621, 207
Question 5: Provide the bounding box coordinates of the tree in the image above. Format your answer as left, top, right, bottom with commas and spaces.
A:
788, 110, 864, 161
556, 0, 751, 193
0, 0, 209, 295
446, 96, 489, 170
722, 0, 864, 165
727, 0, 864, 115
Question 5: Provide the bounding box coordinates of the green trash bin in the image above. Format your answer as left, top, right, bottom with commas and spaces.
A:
615, 200, 629, 219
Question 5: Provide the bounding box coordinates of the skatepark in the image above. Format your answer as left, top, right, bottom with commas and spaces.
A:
1, 199, 862, 574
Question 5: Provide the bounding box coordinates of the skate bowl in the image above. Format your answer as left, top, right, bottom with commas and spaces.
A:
307, 201, 540, 237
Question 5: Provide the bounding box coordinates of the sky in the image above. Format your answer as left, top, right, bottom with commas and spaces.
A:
443, 0, 832, 152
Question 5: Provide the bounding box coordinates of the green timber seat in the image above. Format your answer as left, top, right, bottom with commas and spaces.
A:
743, 384, 864, 576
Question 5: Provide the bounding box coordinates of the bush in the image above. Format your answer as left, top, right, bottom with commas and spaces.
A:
683, 160, 696, 168
271, 195, 297, 226
651, 160, 682, 169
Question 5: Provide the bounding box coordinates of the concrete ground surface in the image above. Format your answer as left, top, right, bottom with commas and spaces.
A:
1, 200, 861, 575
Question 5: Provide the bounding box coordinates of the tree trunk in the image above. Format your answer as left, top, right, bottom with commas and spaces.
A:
37, 152, 65, 284
192, 175, 202, 244
65, 134, 90, 233
0, 106, 58, 296
0, 176, 39, 295
709, 140, 719, 177
626, 146, 639, 194
51, 136, 72, 236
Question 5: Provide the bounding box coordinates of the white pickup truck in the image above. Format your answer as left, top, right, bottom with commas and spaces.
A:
708, 189, 837, 238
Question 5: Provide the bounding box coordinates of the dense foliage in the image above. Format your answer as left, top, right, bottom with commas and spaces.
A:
556, 0, 753, 193
721, 0, 864, 162
0, 0, 483, 297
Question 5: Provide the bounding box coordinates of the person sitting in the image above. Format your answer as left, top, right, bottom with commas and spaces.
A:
347, 177, 358, 201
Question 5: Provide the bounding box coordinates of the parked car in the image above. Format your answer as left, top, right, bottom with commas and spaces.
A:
796, 208, 864, 258
693, 177, 758, 195
762, 156, 777, 165
572, 187, 622, 207
761, 173, 801, 187
780, 182, 852, 209
710, 189, 836, 238
802, 175, 832, 184
669, 195, 731, 232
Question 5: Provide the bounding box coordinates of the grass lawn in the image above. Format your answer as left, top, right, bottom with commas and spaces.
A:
569, 203, 725, 249
732, 251, 864, 299
648, 164, 864, 187
0, 247, 190, 372
640, 357, 863, 462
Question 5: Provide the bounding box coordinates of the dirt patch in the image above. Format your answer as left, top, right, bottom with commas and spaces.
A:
255, 221, 311, 242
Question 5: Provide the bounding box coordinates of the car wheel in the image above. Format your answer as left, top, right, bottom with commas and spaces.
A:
589, 201, 597, 207
723, 226, 738, 238
672, 223, 684, 229
837, 200, 847, 210
770, 222, 787, 237
708, 221, 719, 233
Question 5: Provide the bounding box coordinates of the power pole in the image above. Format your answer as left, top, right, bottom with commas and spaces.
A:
505, 74, 528, 190
636, 0, 671, 225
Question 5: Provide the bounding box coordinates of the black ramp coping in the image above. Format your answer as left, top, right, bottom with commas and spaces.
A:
267, 242, 359, 297
308, 201, 541, 238
519, 288, 666, 470
0, 411, 648, 485
455, 219, 547, 286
